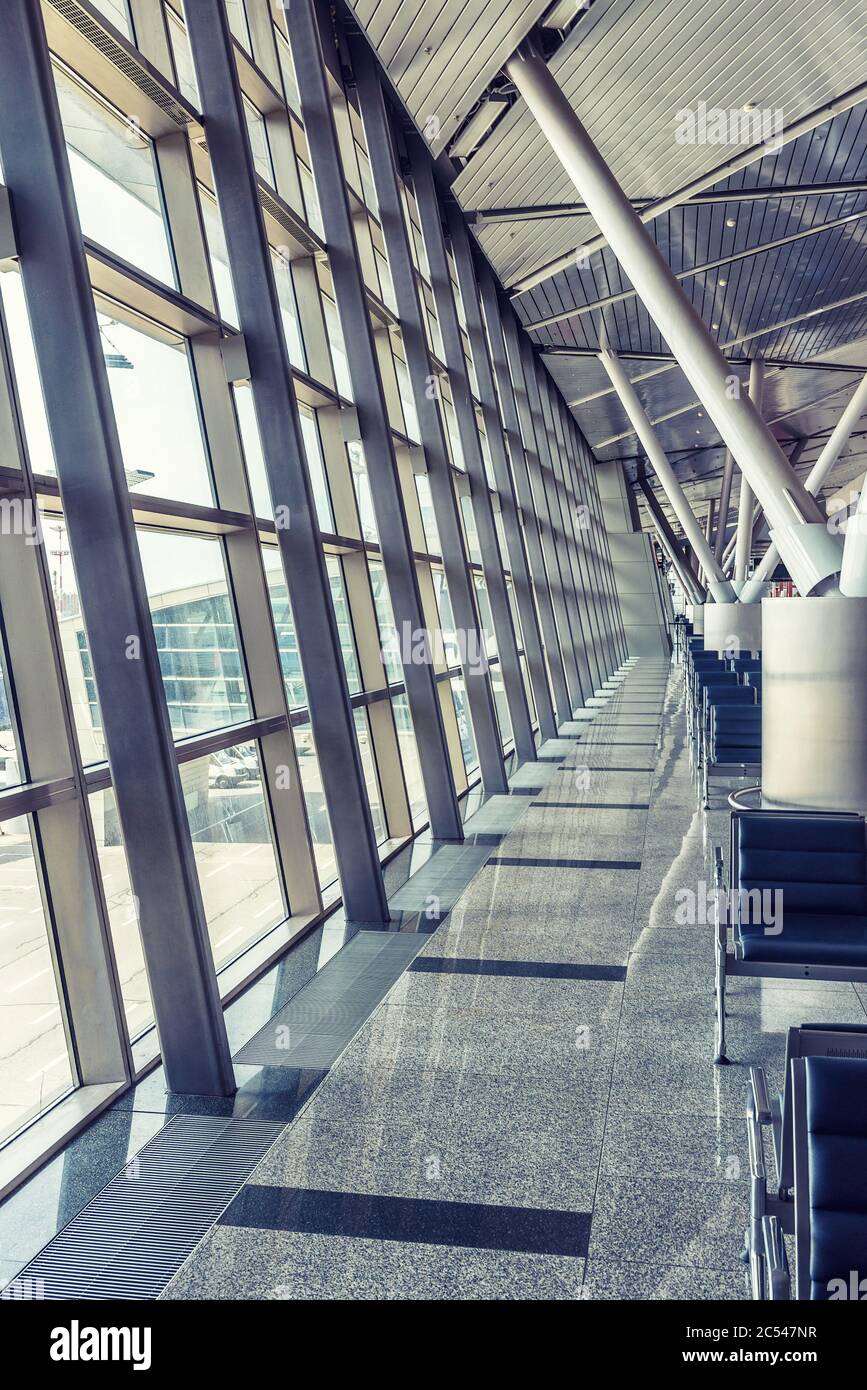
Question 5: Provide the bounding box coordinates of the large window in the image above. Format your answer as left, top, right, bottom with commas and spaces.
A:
138, 531, 250, 735
0, 824, 74, 1147
54, 67, 175, 286
184, 740, 285, 970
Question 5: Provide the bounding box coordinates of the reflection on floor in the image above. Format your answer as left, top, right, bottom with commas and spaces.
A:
6, 657, 867, 1299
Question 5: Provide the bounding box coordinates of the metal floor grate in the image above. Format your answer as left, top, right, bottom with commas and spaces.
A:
234, 931, 428, 1070
4, 1115, 283, 1300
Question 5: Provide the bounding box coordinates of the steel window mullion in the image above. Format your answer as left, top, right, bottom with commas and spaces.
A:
285, 0, 466, 837
533, 363, 594, 702
550, 387, 609, 685
438, 203, 537, 765
491, 293, 571, 727
0, 0, 235, 1097
336, 58, 510, 793
181, 0, 393, 919
560, 400, 615, 679
511, 326, 583, 716
476, 266, 559, 740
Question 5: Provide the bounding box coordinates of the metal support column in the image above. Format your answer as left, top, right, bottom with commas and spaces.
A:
476, 264, 559, 739
183, 0, 391, 917
411, 159, 533, 769
0, 0, 234, 1095
504, 41, 842, 597
288, 0, 467, 831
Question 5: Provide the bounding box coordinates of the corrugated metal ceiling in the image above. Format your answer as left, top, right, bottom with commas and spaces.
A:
351, 0, 867, 528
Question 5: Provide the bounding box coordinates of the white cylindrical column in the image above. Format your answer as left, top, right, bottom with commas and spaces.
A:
599, 349, 735, 602
703, 600, 762, 654
504, 43, 842, 595
762, 597, 867, 813
841, 477, 867, 595
734, 360, 764, 585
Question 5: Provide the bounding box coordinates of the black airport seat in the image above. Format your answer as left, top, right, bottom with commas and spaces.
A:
760, 1051, 867, 1299
712, 811, 867, 1063
746, 1023, 867, 1299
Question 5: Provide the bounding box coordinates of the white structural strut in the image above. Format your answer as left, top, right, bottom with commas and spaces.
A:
504, 42, 843, 596
714, 450, 735, 564
839, 473, 867, 596
735, 361, 764, 585
741, 370, 867, 602
599, 349, 735, 602
509, 78, 867, 297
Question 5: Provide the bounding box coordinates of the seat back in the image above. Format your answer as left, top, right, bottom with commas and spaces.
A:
794, 1055, 867, 1298
733, 811, 867, 918
710, 703, 761, 762
779, 1024, 867, 1195
728, 656, 762, 674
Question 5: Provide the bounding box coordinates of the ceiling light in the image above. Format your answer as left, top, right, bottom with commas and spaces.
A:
726, 217, 736, 227
449, 96, 509, 159
743, 101, 758, 113
712, 322, 719, 329
719, 278, 727, 286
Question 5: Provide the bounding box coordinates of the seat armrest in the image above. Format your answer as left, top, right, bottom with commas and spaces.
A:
750, 1066, 772, 1125
762, 1216, 790, 1300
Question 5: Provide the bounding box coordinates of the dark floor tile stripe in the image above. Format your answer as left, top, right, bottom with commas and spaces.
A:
488, 855, 641, 870
531, 801, 650, 810
219, 1185, 591, 1257
410, 956, 627, 981
509, 787, 543, 795
570, 766, 655, 773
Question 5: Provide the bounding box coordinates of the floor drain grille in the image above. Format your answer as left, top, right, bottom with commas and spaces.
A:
234, 931, 427, 1070
4, 1115, 283, 1300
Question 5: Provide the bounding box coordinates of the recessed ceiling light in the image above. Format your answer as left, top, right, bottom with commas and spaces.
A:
726, 217, 736, 228
719, 278, 727, 286
743, 101, 757, 113
712, 322, 719, 329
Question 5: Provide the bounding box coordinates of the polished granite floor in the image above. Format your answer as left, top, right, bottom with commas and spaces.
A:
7, 655, 867, 1300
154, 655, 867, 1301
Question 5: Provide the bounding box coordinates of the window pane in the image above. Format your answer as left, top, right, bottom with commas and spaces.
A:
98, 315, 214, 507
451, 676, 478, 774
354, 709, 387, 844
293, 721, 336, 888
0, 820, 74, 1146
0, 270, 55, 474
90, 789, 153, 1041
414, 475, 440, 555
323, 297, 352, 398
299, 411, 333, 531
200, 190, 238, 327
262, 548, 306, 709
349, 443, 378, 543
90, 0, 131, 36
225, 0, 252, 51
271, 252, 306, 372
138, 531, 250, 735
244, 101, 274, 186
326, 557, 360, 694
54, 67, 175, 286
166, 9, 199, 108
368, 561, 401, 683
0, 631, 23, 790
392, 693, 426, 824
184, 741, 285, 970
490, 663, 513, 749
